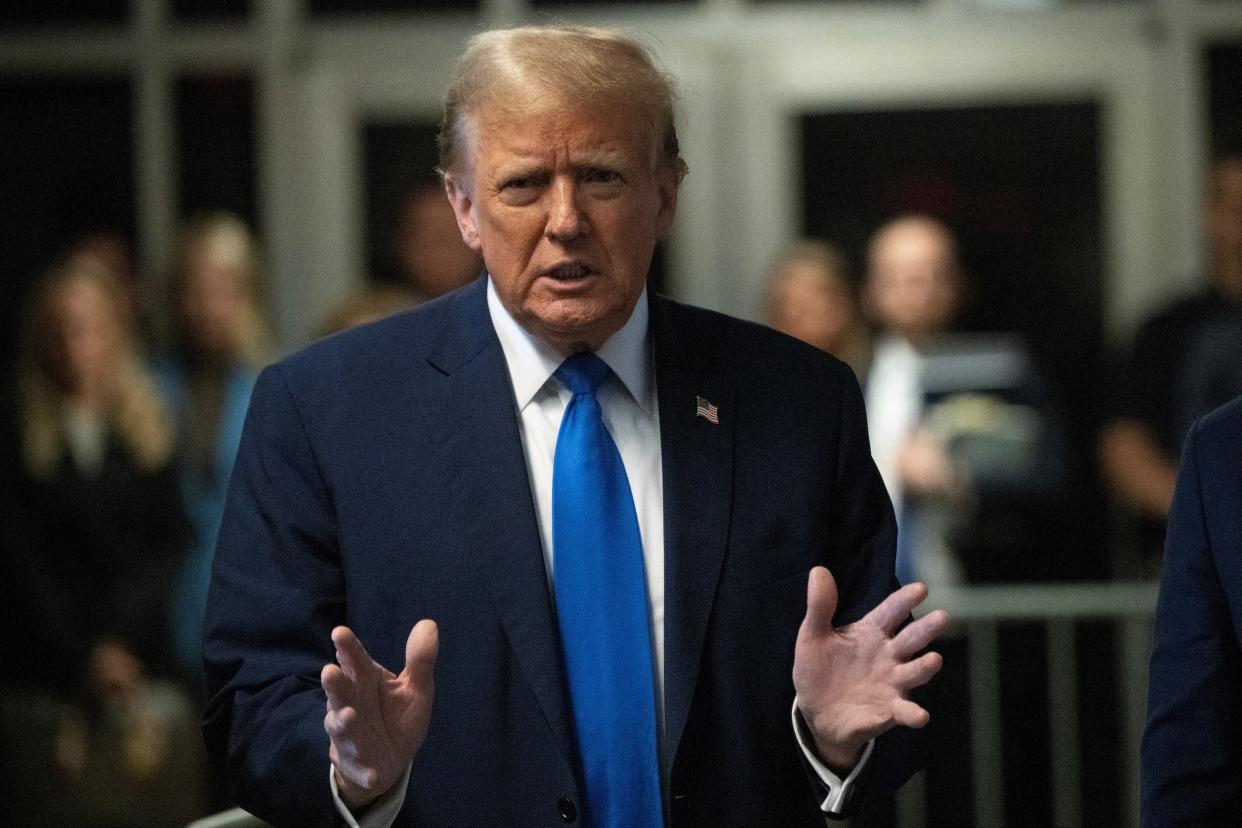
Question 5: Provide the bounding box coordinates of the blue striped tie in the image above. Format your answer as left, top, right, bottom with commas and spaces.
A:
552, 352, 662, 828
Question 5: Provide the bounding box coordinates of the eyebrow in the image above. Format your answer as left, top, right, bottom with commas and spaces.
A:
494, 164, 545, 181
571, 146, 630, 169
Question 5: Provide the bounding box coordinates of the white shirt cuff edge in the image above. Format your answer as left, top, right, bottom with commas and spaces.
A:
329, 763, 412, 828
790, 697, 876, 814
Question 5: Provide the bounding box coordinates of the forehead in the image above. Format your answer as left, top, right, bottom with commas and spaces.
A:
779, 261, 836, 291
874, 227, 952, 268
464, 100, 657, 171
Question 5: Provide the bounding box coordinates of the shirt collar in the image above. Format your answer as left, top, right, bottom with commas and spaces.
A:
486, 276, 654, 414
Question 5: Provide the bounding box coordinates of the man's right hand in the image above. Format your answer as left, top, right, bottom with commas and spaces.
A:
322, 620, 439, 810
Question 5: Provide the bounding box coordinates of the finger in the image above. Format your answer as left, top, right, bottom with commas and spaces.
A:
892, 651, 944, 690
401, 619, 439, 687
324, 704, 356, 738
321, 663, 351, 710
890, 609, 951, 659
892, 697, 931, 729
802, 567, 839, 638
331, 626, 375, 682
865, 582, 930, 636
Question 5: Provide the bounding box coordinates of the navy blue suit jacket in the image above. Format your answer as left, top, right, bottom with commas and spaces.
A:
1142, 394, 1242, 826
203, 277, 922, 827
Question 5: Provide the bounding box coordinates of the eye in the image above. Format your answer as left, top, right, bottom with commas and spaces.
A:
497, 173, 545, 206
502, 176, 540, 191
583, 168, 621, 185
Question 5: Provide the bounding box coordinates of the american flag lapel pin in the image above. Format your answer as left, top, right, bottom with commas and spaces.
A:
695, 395, 720, 424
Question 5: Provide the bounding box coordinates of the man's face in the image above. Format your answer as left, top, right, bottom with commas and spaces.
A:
445, 102, 680, 352
866, 222, 960, 343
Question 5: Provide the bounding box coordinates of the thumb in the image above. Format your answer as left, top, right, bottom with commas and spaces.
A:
402, 619, 439, 687
803, 566, 839, 638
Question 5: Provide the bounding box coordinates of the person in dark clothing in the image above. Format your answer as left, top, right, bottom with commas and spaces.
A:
0, 251, 206, 827
1100, 143, 1242, 570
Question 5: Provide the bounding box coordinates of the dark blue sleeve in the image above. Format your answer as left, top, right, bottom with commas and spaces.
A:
202, 364, 347, 828
820, 369, 926, 816
1141, 417, 1242, 826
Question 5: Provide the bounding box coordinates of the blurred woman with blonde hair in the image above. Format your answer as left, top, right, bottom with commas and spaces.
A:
1, 251, 205, 824
765, 239, 871, 377
153, 212, 270, 686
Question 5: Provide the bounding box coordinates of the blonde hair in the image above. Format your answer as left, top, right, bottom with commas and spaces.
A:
18, 253, 174, 478
767, 241, 851, 297
166, 212, 270, 367
438, 24, 687, 180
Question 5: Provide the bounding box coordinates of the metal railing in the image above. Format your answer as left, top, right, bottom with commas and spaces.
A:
894, 581, 1158, 827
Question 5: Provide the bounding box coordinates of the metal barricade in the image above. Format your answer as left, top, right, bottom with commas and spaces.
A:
894, 581, 1158, 828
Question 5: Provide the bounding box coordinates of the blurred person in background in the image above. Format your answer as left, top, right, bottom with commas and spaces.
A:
385, 176, 482, 300
863, 214, 1066, 585
69, 227, 150, 344
1100, 141, 1242, 573
153, 212, 269, 690
0, 251, 205, 826
765, 239, 870, 377
318, 285, 419, 339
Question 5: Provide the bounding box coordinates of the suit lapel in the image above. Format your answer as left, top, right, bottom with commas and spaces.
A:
420, 279, 577, 768
417, 285, 737, 783
651, 294, 736, 778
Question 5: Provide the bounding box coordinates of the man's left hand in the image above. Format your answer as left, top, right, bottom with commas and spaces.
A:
793, 566, 949, 769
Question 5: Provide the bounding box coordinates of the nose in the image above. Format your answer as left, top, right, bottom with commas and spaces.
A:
546, 178, 588, 242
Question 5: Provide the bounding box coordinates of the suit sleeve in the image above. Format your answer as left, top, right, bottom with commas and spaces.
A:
1141, 417, 1242, 826
812, 368, 927, 817
202, 364, 348, 828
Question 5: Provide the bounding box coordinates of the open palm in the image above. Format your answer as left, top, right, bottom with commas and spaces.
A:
322, 620, 439, 809
793, 567, 948, 769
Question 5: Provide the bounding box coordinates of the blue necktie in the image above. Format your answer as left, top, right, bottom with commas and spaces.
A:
552, 352, 662, 828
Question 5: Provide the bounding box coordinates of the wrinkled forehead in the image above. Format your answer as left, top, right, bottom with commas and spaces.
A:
457, 90, 662, 172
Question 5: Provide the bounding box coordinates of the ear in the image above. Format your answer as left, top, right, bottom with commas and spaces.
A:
653, 163, 683, 242
443, 175, 482, 252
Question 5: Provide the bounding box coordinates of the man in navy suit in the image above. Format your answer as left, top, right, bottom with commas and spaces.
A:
203, 25, 948, 827
1142, 393, 1242, 825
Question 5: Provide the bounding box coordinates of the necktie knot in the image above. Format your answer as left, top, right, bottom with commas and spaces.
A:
555, 351, 611, 396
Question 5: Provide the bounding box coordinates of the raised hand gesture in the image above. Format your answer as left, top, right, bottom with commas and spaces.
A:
321, 620, 439, 809
793, 566, 949, 769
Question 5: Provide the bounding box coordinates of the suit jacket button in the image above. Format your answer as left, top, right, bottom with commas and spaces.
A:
558, 797, 578, 822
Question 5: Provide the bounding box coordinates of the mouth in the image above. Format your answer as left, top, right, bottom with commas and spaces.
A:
540, 263, 596, 283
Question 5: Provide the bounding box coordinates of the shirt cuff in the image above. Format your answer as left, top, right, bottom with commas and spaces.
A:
791, 698, 876, 815
330, 764, 412, 828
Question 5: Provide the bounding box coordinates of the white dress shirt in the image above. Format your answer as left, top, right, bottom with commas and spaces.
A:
865, 335, 923, 516
334, 279, 866, 826
485, 279, 667, 723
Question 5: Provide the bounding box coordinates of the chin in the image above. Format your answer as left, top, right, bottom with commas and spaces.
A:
529, 311, 613, 350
